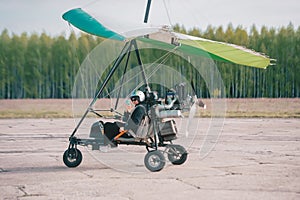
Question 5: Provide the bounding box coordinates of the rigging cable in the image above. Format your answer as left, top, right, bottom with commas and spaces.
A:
163, 0, 173, 27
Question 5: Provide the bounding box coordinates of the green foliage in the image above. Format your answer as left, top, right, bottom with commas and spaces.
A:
0, 31, 101, 98
0, 23, 299, 99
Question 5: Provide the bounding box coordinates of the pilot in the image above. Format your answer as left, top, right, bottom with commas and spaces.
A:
103, 90, 147, 140
124, 90, 147, 134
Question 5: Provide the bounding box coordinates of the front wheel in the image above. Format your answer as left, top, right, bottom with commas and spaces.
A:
63, 148, 82, 168
144, 150, 165, 172
167, 145, 187, 165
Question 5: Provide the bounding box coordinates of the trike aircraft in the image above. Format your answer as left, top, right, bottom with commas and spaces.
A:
61, 3, 274, 172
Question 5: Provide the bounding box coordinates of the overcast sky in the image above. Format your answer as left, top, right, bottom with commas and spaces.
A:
1, 0, 299, 36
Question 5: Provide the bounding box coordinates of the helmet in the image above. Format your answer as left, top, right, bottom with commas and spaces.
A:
130, 90, 145, 102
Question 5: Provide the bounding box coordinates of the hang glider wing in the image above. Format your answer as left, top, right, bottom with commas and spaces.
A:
62, 8, 275, 69
174, 32, 274, 69
62, 8, 125, 41
138, 30, 274, 69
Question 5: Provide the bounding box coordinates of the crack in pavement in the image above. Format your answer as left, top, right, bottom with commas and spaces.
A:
16, 185, 45, 199
175, 177, 201, 190
173, 178, 300, 194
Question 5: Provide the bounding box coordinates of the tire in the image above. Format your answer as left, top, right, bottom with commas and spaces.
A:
167, 145, 187, 165
63, 148, 82, 168
144, 150, 165, 172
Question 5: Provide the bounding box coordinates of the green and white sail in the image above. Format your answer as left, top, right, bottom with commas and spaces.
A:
62, 8, 275, 69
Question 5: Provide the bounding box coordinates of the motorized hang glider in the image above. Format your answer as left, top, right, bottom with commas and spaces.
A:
62, 7, 275, 69
61, 3, 276, 172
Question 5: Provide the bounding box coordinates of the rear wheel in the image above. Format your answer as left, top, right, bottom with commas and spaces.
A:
144, 150, 165, 172
63, 148, 82, 168
167, 145, 187, 165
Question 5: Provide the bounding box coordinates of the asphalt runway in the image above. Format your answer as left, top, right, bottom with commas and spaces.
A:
0, 118, 299, 199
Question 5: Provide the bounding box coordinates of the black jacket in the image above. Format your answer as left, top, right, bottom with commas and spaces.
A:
125, 103, 147, 133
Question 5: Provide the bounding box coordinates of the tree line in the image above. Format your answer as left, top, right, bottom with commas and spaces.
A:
0, 23, 299, 99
